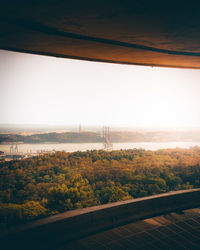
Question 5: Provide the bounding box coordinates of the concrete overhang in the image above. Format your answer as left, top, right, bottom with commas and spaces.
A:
1, 1, 200, 69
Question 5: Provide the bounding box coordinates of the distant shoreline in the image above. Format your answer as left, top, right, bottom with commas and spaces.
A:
1, 142, 200, 155
1, 140, 200, 145
1, 130, 200, 144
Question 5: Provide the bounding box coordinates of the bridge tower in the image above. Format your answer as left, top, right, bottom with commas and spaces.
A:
102, 126, 113, 151
79, 123, 82, 133
15, 144, 18, 153
10, 144, 18, 155
10, 144, 14, 154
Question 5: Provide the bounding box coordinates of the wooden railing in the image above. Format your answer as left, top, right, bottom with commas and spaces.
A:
1, 189, 200, 250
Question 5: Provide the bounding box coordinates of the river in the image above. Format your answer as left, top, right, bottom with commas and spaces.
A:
1, 142, 200, 154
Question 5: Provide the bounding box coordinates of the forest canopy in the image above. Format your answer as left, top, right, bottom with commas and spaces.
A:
1, 147, 200, 230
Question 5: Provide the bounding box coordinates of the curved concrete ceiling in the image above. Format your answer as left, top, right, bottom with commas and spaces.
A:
1, 1, 200, 68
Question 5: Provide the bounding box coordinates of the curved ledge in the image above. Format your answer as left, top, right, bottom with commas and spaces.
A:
2, 17, 200, 57
1, 189, 200, 249
2, 47, 200, 70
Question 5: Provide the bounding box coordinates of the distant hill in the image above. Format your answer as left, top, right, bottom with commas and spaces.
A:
0, 130, 200, 144
0, 132, 103, 143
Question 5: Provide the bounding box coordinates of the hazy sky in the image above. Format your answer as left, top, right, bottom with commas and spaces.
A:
1, 49, 200, 129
